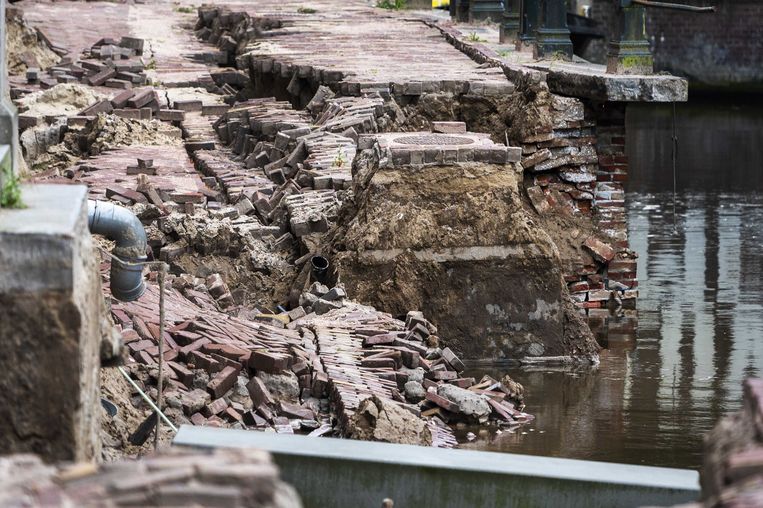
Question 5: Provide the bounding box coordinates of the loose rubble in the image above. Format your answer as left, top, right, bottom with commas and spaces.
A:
6, 0, 636, 459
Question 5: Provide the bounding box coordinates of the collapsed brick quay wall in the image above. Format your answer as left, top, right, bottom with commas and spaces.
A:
193, 6, 636, 336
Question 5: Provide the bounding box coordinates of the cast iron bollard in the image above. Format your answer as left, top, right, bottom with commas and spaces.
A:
469, 0, 504, 22
500, 0, 521, 43
517, 0, 540, 49
607, 0, 714, 75
606, 0, 652, 74
534, 0, 573, 60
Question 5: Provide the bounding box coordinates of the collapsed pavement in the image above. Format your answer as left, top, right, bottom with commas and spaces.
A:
2, 0, 675, 459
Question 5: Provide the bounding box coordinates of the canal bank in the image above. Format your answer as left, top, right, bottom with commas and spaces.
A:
462, 93, 763, 469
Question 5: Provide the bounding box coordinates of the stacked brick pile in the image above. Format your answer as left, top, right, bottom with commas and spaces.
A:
192, 92, 391, 241
0, 447, 300, 507
109, 266, 491, 445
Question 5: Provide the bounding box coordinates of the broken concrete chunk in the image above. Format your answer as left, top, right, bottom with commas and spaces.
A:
404, 381, 426, 403
349, 396, 432, 446
437, 384, 491, 419
256, 371, 300, 403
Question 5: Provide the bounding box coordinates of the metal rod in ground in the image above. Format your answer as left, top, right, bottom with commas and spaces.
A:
154, 264, 167, 449
117, 366, 178, 432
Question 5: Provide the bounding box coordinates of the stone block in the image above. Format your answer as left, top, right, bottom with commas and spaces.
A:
0, 185, 101, 462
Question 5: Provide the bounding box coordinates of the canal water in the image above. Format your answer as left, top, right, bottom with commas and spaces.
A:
465, 95, 763, 469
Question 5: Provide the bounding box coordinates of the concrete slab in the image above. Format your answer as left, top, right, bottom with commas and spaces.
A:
175, 425, 701, 508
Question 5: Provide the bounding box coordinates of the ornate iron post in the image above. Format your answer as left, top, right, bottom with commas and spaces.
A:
606, 0, 653, 74
534, 0, 573, 59
470, 0, 504, 22
500, 0, 521, 44
452, 0, 471, 22
518, 0, 540, 49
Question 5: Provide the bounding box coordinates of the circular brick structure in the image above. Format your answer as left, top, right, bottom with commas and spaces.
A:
393, 134, 475, 146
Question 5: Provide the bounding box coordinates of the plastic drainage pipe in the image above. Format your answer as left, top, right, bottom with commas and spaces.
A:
311, 255, 329, 282
87, 200, 148, 302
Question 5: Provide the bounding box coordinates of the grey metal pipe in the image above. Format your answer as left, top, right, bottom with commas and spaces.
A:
87, 200, 147, 301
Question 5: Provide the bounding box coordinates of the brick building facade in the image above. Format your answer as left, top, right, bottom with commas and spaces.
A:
591, 0, 763, 89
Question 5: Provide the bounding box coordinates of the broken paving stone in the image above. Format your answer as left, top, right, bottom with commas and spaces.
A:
441, 347, 465, 372
207, 365, 240, 399
309, 282, 329, 297
322, 286, 346, 301
249, 351, 290, 374
312, 298, 342, 315
181, 389, 212, 416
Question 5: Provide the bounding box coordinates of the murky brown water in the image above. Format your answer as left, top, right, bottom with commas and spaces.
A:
464, 95, 763, 469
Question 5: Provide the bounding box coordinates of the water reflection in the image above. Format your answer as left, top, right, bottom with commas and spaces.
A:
465, 97, 763, 469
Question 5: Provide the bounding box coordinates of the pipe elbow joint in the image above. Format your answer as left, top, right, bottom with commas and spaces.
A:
87, 200, 148, 302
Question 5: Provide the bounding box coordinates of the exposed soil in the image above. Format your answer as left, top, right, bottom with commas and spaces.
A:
99, 366, 174, 461
397, 79, 554, 144
174, 250, 296, 311
6, 9, 60, 75
18, 84, 105, 118
329, 151, 600, 360
85, 114, 183, 155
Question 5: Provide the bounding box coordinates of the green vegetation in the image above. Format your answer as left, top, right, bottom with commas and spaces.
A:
332, 149, 347, 168
376, 0, 406, 10
297, 6, 317, 14
466, 32, 487, 43
174, 5, 196, 14
0, 166, 24, 209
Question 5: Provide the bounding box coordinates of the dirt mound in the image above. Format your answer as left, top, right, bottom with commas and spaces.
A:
6, 9, 60, 75
18, 83, 105, 118
329, 148, 600, 361
86, 114, 182, 154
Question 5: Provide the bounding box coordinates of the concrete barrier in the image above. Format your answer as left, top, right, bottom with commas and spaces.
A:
174, 425, 700, 508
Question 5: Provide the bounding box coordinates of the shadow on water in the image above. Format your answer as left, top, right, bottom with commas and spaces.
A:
464, 95, 763, 469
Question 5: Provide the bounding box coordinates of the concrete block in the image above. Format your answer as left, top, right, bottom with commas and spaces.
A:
0, 184, 101, 462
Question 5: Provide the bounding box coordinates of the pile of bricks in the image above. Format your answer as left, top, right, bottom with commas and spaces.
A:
520, 96, 637, 309
112, 272, 317, 431
109, 264, 506, 445
80, 88, 187, 124
25, 37, 148, 91
298, 302, 531, 442
196, 92, 390, 240
0, 447, 300, 507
